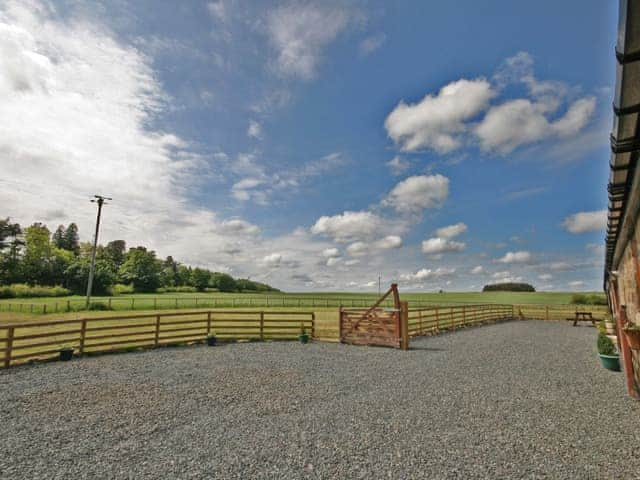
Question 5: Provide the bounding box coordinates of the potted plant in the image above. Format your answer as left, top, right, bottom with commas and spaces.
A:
622, 322, 640, 350
597, 333, 620, 371
59, 346, 74, 362
206, 334, 217, 346
299, 324, 310, 344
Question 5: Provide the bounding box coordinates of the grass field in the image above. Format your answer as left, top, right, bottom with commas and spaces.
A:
0, 290, 607, 315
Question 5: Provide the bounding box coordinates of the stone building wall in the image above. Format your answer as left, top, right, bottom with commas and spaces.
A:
614, 223, 640, 389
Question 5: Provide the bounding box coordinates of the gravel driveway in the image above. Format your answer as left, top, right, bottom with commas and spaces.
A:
1, 320, 639, 479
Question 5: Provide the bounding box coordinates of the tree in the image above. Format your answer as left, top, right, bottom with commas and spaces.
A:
118, 247, 161, 292
63, 223, 80, 255
52, 225, 66, 250
101, 240, 126, 272
0, 218, 23, 285
65, 258, 115, 295
190, 268, 210, 292
21, 223, 53, 285
212, 272, 237, 292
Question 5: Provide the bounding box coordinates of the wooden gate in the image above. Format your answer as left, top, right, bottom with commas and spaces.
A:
339, 284, 409, 350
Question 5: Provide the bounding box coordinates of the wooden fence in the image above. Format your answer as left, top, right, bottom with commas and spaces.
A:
407, 304, 514, 337
0, 310, 314, 369
514, 304, 608, 321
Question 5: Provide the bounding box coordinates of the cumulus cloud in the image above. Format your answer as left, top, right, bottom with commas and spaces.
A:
471, 265, 483, 274
421, 237, 465, 255
401, 267, 456, 281
346, 241, 368, 257
384, 174, 449, 213
538, 274, 553, 281
266, 4, 350, 79
374, 235, 403, 249
385, 78, 494, 153
311, 210, 385, 243
496, 251, 532, 264
436, 222, 467, 239
322, 247, 340, 258
475, 97, 596, 154
562, 210, 607, 234
568, 280, 585, 288
247, 119, 262, 139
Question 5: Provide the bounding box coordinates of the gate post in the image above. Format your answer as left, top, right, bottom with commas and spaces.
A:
338, 306, 344, 343
400, 301, 409, 350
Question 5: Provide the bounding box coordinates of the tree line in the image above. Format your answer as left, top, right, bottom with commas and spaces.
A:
0, 218, 278, 296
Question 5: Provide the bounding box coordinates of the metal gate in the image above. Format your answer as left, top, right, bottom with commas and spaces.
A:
339, 284, 409, 350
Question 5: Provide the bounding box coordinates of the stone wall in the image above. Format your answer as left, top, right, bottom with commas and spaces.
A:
613, 223, 640, 390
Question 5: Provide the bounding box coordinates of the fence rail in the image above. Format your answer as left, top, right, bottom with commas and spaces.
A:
514, 304, 608, 321
0, 310, 314, 369
407, 304, 514, 336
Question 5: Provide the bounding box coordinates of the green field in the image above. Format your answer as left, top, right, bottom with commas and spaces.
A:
0, 290, 606, 315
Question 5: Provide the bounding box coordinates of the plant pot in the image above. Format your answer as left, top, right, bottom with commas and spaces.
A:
623, 329, 640, 350
604, 322, 616, 335
59, 348, 74, 362
598, 353, 620, 372
298, 333, 310, 344
206, 336, 217, 347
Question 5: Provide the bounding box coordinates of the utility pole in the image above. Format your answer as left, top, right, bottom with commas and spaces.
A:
86, 195, 111, 308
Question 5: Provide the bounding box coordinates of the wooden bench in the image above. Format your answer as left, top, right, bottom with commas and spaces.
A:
566, 311, 597, 326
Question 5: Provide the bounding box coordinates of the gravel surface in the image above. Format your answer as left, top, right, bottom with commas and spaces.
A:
1, 320, 639, 479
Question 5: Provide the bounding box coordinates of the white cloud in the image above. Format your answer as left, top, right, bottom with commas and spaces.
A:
385, 78, 494, 153
266, 4, 350, 79
326, 256, 342, 267
219, 219, 260, 236
311, 210, 385, 243
374, 235, 403, 249
247, 119, 262, 139
384, 174, 449, 213
359, 33, 386, 56
497, 251, 532, 264
568, 280, 585, 288
421, 237, 466, 255
386, 156, 410, 176
322, 247, 340, 258
436, 222, 467, 239
401, 267, 456, 282
538, 274, 553, 281
471, 265, 483, 274
562, 210, 607, 234
263, 253, 283, 266
207, 1, 227, 22
346, 241, 368, 257
475, 97, 596, 154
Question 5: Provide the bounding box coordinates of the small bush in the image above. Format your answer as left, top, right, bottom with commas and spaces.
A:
571, 293, 607, 305
87, 302, 112, 311
110, 283, 134, 296
0, 284, 71, 298
597, 333, 617, 356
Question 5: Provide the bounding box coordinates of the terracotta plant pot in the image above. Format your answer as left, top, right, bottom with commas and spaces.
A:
623, 328, 640, 350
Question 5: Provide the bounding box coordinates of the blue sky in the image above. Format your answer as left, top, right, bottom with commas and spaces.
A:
0, 0, 617, 291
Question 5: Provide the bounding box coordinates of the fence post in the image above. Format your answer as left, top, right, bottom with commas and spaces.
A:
450, 307, 455, 330
43, 304, 47, 315
545, 306, 549, 321
311, 312, 315, 339
339, 307, 343, 342
418, 310, 423, 335
154, 314, 161, 346
4, 327, 14, 368
260, 312, 264, 341
207, 312, 212, 336
400, 301, 409, 350
435, 308, 440, 331
79, 319, 87, 355
462, 306, 466, 326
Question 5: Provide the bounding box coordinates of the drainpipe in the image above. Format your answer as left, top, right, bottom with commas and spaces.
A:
610, 279, 639, 399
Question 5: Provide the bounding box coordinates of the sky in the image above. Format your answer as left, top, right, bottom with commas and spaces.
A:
0, 0, 617, 292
